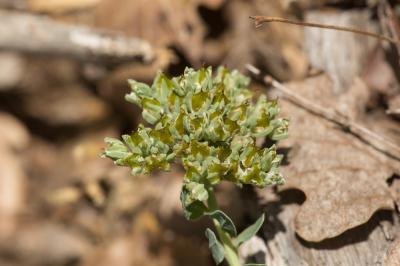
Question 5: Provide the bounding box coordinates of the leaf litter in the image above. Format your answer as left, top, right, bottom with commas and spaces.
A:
264, 74, 400, 242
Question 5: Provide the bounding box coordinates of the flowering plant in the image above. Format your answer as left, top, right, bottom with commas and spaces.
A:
103, 67, 288, 265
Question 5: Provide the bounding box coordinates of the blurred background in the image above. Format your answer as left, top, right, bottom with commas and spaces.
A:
1, 0, 400, 266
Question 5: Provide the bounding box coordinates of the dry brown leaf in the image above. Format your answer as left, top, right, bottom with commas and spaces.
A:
276, 75, 399, 242
253, 189, 398, 265
24, 84, 110, 126
93, 0, 205, 64
0, 223, 92, 265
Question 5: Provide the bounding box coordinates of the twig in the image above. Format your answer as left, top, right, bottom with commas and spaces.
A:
249, 15, 398, 45
378, 0, 400, 64
246, 64, 400, 161
0, 10, 155, 63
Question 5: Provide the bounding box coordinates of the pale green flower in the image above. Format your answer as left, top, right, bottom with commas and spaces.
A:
103, 66, 288, 204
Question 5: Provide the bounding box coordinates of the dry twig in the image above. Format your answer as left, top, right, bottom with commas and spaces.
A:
379, 1, 400, 44
0, 10, 155, 63
249, 15, 398, 45
246, 64, 400, 161
378, 0, 400, 63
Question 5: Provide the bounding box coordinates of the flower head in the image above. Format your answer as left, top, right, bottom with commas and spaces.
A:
103, 67, 288, 217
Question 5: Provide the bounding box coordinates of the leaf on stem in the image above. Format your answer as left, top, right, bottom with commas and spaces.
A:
180, 185, 208, 220
234, 213, 265, 247
207, 210, 237, 236
205, 228, 225, 265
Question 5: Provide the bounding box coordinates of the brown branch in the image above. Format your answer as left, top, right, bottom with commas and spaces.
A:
246, 64, 400, 161
0, 10, 155, 63
249, 15, 398, 45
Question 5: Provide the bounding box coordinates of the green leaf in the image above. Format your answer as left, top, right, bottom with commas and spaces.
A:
244, 264, 266, 266
185, 182, 209, 202
234, 213, 265, 247
205, 228, 225, 265
180, 186, 208, 220
207, 210, 237, 236
183, 200, 207, 220
103, 137, 130, 161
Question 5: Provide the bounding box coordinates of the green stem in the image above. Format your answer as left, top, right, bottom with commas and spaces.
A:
208, 189, 241, 266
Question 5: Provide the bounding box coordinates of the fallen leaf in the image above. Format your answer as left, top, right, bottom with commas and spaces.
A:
93, 0, 205, 64
276, 75, 399, 242
0, 223, 92, 265
254, 188, 397, 265
24, 84, 110, 126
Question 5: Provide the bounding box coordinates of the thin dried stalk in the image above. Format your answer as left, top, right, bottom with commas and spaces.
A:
249, 15, 398, 44
378, 0, 400, 64
246, 64, 400, 161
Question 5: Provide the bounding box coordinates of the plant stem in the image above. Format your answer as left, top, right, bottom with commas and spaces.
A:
249, 15, 398, 44
208, 189, 242, 266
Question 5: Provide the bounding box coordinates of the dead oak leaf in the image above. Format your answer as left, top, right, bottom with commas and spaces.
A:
276, 75, 398, 242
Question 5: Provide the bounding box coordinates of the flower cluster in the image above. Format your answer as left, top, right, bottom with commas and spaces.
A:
103, 67, 288, 217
